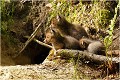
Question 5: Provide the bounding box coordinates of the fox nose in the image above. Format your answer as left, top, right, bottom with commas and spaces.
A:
43, 39, 46, 43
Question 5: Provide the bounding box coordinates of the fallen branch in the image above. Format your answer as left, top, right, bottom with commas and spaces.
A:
56, 49, 120, 63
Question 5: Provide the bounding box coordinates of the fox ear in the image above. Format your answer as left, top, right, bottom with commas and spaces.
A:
57, 14, 61, 22
52, 29, 57, 34
49, 27, 55, 35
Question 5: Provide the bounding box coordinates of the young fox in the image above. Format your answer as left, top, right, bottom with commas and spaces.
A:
44, 28, 82, 50
79, 37, 105, 55
51, 15, 88, 40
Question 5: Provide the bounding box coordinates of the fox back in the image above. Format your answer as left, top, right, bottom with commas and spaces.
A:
51, 15, 88, 40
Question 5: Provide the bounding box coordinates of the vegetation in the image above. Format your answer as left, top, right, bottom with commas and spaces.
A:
103, 1, 119, 69
104, 1, 119, 54
48, 0, 116, 30
1, 0, 14, 34
1, 0, 16, 45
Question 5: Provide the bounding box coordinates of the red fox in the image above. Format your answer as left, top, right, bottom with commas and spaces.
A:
44, 28, 82, 50
51, 15, 88, 40
80, 37, 105, 55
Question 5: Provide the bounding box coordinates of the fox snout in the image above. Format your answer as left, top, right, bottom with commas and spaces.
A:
43, 39, 47, 43
43, 38, 51, 45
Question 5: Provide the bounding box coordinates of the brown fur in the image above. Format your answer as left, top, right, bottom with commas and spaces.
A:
44, 28, 82, 50
80, 37, 105, 55
51, 15, 88, 40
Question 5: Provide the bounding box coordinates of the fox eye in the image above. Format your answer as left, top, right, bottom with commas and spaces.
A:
47, 36, 49, 38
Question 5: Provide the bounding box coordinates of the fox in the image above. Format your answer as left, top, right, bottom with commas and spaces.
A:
51, 14, 88, 40
44, 28, 82, 50
79, 37, 105, 55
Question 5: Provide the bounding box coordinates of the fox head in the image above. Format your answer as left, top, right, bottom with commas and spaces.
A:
51, 14, 67, 27
44, 28, 62, 44
79, 38, 89, 49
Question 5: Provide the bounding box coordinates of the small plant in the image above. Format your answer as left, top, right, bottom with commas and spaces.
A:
104, 1, 119, 70
104, 1, 119, 55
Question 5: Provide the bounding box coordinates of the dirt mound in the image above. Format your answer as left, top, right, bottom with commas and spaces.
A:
1, 1, 50, 65
0, 59, 105, 79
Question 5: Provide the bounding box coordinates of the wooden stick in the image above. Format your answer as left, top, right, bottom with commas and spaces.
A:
24, 36, 53, 49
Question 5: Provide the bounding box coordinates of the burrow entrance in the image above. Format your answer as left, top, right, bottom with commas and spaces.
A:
1, 38, 51, 65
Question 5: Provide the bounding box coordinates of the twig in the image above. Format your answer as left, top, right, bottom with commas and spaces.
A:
24, 36, 53, 49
